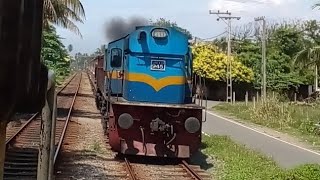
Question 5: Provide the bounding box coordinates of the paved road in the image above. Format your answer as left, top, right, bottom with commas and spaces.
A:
201, 101, 320, 168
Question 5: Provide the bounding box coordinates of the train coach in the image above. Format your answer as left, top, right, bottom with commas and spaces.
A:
92, 26, 204, 158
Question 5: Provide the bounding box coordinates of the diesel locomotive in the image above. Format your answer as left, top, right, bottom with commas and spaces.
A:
89, 26, 204, 158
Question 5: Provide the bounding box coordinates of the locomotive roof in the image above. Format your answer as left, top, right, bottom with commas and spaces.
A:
107, 25, 174, 45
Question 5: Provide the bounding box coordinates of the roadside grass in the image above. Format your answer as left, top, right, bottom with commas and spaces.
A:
202, 134, 285, 180
212, 97, 320, 149
202, 134, 320, 180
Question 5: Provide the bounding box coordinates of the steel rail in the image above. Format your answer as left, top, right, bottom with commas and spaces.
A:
5, 113, 38, 145
124, 158, 137, 180
5, 73, 78, 146
181, 160, 203, 180
57, 73, 77, 94
53, 73, 82, 164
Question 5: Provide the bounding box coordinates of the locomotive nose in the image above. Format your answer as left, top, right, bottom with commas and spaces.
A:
184, 117, 200, 133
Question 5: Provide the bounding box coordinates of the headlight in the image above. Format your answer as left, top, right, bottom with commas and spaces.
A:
152, 28, 168, 38
184, 117, 200, 133
118, 113, 134, 129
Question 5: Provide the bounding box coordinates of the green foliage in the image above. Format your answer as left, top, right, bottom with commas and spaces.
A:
226, 20, 320, 92
44, 0, 86, 36
150, 18, 192, 39
286, 164, 320, 180
266, 51, 305, 91
192, 43, 254, 83
41, 25, 71, 84
202, 134, 286, 180
269, 26, 304, 59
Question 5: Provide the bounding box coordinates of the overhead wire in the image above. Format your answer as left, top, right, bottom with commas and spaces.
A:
195, 31, 228, 42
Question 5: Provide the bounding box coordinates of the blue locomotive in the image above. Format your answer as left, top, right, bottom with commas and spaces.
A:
93, 25, 203, 158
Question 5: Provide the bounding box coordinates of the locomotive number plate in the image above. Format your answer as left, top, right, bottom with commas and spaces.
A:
151, 60, 166, 71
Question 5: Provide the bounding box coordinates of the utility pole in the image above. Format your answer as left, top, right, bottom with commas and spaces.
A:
255, 16, 267, 101
209, 10, 241, 103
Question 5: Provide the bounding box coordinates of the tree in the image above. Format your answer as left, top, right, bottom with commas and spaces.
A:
192, 43, 254, 83
150, 18, 193, 39
229, 22, 307, 92
301, 20, 320, 45
44, 0, 86, 36
42, 25, 71, 80
269, 26, 304, 59
294, 46, 320, 90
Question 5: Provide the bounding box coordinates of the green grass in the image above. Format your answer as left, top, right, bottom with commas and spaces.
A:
90, 140, 103, 153
202, 134, 320, 180
203, 134, 285, 180
213, 98, 320, 149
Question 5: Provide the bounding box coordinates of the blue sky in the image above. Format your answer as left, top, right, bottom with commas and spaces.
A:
56, 0, 320, 54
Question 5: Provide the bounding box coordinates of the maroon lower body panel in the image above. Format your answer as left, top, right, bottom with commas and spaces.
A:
108, 103, 202, 158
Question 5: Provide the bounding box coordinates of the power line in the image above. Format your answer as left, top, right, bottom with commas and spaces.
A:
198, 31, 228, 41
209, 10, 241, 103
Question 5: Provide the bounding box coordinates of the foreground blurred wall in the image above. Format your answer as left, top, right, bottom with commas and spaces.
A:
0, 0, 47, 121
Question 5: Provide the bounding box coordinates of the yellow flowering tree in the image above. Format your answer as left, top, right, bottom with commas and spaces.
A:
192, 43, 254, 83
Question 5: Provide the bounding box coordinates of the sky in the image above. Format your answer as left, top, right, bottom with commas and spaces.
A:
56, 0, 320, 55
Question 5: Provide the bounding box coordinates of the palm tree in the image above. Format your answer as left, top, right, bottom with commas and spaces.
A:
293, 46, 320, 91
43, 0, 86, 37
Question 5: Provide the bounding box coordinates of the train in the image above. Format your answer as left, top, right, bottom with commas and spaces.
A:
87, 25, 205, 158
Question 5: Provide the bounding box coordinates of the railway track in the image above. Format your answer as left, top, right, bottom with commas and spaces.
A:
122, 157, 210, 180
3, 73, 81, 179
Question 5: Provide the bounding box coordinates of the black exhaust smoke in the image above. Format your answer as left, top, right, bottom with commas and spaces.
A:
104, 16, 149, 42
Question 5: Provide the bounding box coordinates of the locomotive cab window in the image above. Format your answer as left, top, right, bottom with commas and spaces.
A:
111, 48, 122, 68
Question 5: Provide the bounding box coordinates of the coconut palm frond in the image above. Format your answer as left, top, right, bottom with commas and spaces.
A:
311, 46, 320, 67
43, 0, 85, 37
44, 0, 57, 19
54, 17, 83, 38
293, 46, 320, 72
293, 49, 310, 68
58, 0, 86, 19
53, 2, 84, 24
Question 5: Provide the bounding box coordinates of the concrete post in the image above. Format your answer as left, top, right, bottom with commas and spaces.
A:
48, 87, 57, 180
245, 91, 248, 106
37, 70, 55, 180
232, 92, 236, 104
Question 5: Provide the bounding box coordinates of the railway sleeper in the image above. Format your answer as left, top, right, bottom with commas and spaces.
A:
4, 161, 38, 166
5, 152, 38, 158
